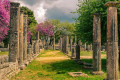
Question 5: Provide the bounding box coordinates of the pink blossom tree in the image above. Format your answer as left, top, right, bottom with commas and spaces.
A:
0, 0, 10, 41
36, 20, 54, 37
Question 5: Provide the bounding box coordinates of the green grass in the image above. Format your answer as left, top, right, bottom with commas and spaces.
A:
11, 50, 109, 80
80, 51, 106, 56
0, 51, 8, 56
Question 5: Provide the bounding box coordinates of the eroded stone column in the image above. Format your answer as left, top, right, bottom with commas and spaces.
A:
91, 13, 103, 75
36, 32, 39, 40
19, 10, 24, 69
70, 36, 73, 52
65, 35, 69, 54
9, 2, 20, 63
76, 43, 80, 60
105, 1, 120, 80
23, 15, 28, 62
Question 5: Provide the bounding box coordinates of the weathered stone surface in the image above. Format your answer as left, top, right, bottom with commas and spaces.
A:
92, 13, 103, 75
19, 10, 24, 65
27, 44, 32, 61
0, 42, 4, 48
72, 46, 76, 58
0, 62, 19, 80
62, 36, 65, 53
76, 44, 80, 60
9, 2, 20, 62
105, 1, 120, 80
65, 35, 69, 54
68, 72, 88, 77
23, 15, 28, 61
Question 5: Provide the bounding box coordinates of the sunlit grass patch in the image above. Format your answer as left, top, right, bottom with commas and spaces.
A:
0, 51, 8, 56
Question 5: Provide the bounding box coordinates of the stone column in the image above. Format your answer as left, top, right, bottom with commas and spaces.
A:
65, 35, 69, 54
9, 2, 20, 63
19, 10, 25, 69
27, 44, 32, 62
76, 43, 80, 60
70, 36, 73, 52
60, 37, 62, 50
36, 32, 39, 40
62, 36, 65, 53
75, 35, 77, 45
91, 13, 103, 75
53, 36, 55, 50
73, 43, 76, 57
105, 1, 120, 80
43, 39, 45, 48
23, 15, 28, 62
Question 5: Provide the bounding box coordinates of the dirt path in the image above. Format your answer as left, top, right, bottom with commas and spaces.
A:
36, 50, 70, 63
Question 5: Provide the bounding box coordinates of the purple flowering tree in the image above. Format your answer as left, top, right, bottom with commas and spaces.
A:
0, 0, 10, 41
36, 20, 54, 47
36, 21, 54, 37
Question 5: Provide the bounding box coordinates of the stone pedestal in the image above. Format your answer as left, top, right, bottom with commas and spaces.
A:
105, 1, 120, 80
92, 13, 103, 75
9, 2, 20, 63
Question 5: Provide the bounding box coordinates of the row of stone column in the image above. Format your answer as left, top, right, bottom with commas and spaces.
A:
9, 2, 41, 70
92, 1, 120, 80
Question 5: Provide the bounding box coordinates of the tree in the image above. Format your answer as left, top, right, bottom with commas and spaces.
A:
21, 7, 38, 40
36, 20, 54, 37
50, 19, 75, 42
0, 0, 10, 42
75, 0, 120, 44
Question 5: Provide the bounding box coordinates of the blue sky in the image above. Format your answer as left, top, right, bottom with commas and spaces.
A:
10, 0, 78, 23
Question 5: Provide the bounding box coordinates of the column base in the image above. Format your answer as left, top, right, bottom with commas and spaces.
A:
90, 71, 104, 75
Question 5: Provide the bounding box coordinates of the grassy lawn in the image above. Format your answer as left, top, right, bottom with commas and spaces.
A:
11, 50, 112, 80
0, 51, 8, 56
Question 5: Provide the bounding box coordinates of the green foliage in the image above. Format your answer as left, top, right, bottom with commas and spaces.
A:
75, 0, 120, 44
49, 19, 75, 42
21, 7, 38, 40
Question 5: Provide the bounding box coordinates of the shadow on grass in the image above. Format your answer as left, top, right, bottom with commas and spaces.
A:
42, 59, 108, 74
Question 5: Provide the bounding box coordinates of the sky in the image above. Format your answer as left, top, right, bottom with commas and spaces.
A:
10, 0, 78, 23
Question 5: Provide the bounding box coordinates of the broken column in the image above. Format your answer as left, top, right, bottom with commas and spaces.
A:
9, 2, 20, 63
23, 15, 28, 62
91, 13, 103, 75
105, 1, 120, 80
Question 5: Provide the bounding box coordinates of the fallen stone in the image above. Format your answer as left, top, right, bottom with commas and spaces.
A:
68, 72, 88, 77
